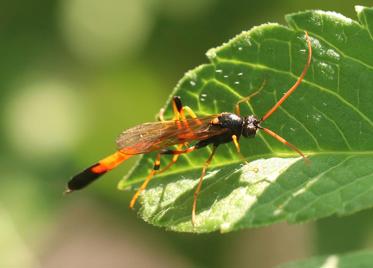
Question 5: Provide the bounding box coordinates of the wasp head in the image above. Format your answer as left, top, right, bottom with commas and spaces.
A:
242, 115, 260, 138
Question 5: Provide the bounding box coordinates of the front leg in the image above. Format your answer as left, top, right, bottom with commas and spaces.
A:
232, 135, 248, 164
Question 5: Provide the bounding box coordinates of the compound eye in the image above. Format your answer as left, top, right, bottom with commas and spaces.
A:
244, 125, 257, 137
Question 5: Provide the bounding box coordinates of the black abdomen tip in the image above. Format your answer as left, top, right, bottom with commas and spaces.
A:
67, 164, 107, 192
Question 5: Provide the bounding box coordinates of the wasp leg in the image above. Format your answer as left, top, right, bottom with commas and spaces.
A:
172, 95, 202, 124
129, 143, 196, 208
161, 139, 213, 226
159, 96, 202, 130
158, 96, 182, 122
157, 97, 199, 173
157, 96, 183, 125
231, 135, 261, 173
172, 96, 183, 121
159, 95, 199, 122
170, 96, 188, 130
235, 80, 266, 115
161, 145, 197, 155
163, 97, 200, 170
173, 96, 202, 127
131, 141, 203, 208
158, 108, 166, 122
231, 135, 249, 164
182, 106, 197, 119
129, 153, 161, 209
192, 145, 218, 226
183, 105, 202, 125
159, 138, 207, 175
157, 144, 184, 174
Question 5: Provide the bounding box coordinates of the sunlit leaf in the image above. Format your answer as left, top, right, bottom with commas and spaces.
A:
119, 6, 373, 233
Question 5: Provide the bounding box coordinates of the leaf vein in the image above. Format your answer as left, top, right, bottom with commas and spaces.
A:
215, 58, 373, 128
312, 106, 353, 150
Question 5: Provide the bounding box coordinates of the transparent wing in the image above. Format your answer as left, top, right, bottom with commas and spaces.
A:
116, 116, 227, 154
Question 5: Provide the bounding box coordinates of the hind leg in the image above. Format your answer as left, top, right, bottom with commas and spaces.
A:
192, 145, 218, 226
158, 96, 200, 173
129, 153, 161, 208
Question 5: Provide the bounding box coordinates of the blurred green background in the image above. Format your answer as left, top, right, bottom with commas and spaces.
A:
1, 1, 373, 267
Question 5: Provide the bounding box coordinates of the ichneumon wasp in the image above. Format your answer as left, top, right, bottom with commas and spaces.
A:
66, 32, 312, 226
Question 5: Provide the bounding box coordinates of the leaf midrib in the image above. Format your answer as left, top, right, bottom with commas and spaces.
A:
150, 155, 373, 230
121, 150, 373, 188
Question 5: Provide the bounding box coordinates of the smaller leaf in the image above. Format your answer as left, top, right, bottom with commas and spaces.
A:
279, 250, 373, 268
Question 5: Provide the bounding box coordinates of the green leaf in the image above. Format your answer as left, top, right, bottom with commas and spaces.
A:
119, 6, 373, 233
279, 250, 373, 268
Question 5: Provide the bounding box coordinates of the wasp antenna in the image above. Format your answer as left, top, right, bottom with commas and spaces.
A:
261, 31, 312, 122
261, 127, 310, 164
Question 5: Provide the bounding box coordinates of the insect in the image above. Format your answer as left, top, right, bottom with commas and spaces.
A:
66, 32, 312, 226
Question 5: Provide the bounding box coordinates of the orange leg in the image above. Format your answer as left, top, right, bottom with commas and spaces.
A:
158, 96, 197, 173
158, 108, 166, 122
129, 99, 181, 207
173, 96, 202, 127
161, 145, 197, 155
231, 135, 248, 164
129, 144, 199, 208
129, 153, 161, 208
130, 98, 197, 207
192, 145, 218, 226
231, 135, 260, 173
158, 144, 183, 174
165, 96, 200, 128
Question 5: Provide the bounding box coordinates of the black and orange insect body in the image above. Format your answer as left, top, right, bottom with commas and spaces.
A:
67, 32, 312, 226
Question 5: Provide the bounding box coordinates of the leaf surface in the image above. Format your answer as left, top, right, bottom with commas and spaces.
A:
119, 6, 373, 233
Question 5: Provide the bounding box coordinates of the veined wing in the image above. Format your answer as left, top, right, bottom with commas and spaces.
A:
116, 116, 227, 154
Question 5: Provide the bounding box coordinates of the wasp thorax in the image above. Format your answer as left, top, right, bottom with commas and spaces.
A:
242, 115, 260, 138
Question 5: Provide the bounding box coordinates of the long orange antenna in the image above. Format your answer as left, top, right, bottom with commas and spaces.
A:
261, 127, 309, 163
261, 31, 312, 122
